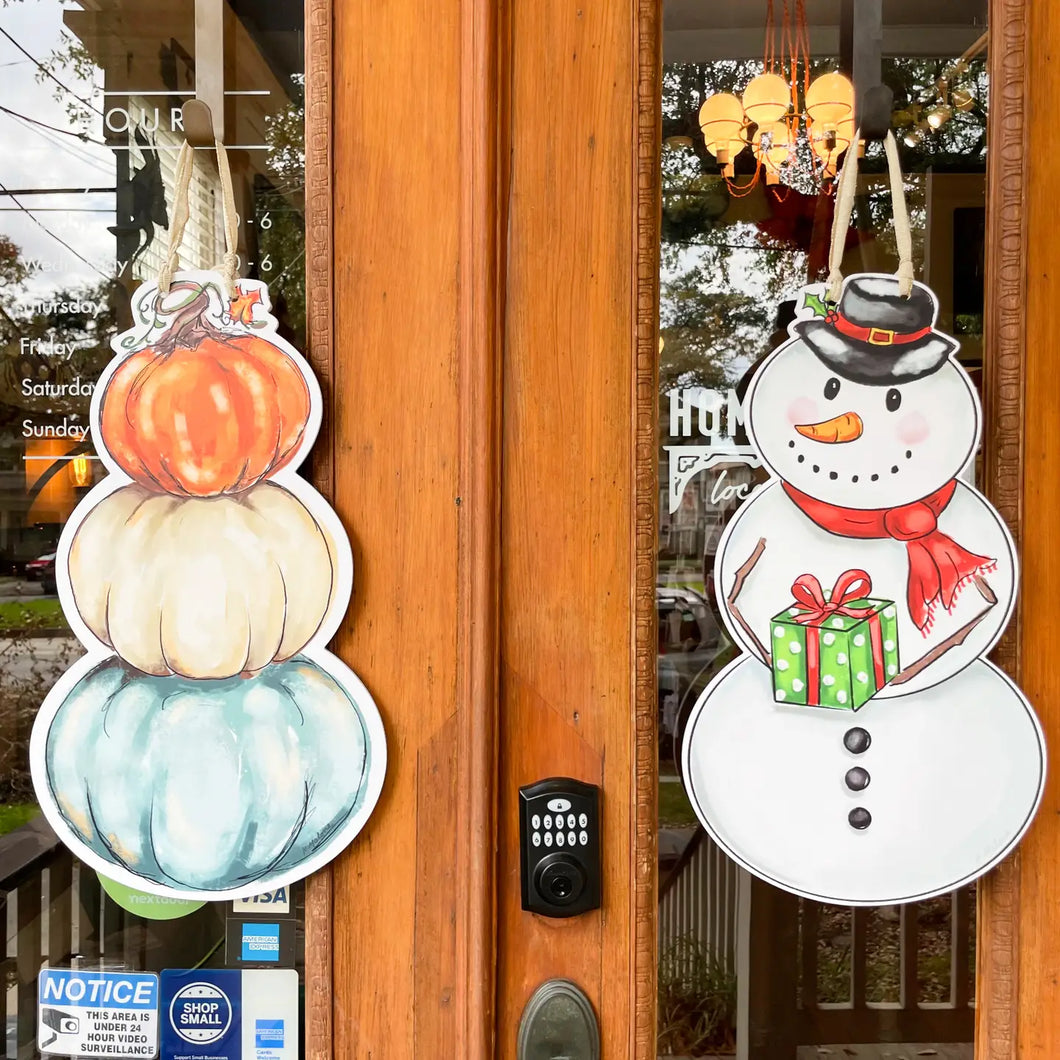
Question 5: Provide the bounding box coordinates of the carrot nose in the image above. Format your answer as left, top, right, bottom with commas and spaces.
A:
794, 411, 864, 444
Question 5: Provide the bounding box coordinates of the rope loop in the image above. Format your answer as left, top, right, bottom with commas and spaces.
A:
826, 130, 914, 303
157, 138, 240, 298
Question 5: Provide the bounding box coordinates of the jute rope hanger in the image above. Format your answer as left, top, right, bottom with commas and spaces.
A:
157, 136, 240, 298
826, 129, 915, 303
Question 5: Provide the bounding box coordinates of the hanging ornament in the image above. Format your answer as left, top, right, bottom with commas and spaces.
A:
680, 134, 1045, 905
753, 120, 797, 186
809, 116, 855, 177
30, 137, 386, 900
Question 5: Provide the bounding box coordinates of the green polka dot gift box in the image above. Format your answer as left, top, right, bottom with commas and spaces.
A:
770, 569, 899, 710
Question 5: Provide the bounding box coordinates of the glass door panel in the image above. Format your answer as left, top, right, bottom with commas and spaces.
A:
0, 3, 306, 1055
658, 2, 988, 1056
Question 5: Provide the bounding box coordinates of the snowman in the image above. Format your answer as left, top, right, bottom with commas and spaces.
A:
681, 273, 1046, 905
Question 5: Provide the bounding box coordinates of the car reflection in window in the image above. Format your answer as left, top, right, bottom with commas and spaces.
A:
657, 583, 732, 767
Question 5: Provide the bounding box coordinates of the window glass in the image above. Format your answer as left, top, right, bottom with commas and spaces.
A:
658, 3, 987, 1055
0, 2, 306, 1053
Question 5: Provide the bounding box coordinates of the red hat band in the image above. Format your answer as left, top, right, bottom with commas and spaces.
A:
828, 310, 933, 347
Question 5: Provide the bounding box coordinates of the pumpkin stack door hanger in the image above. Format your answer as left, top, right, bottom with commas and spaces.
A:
29, 271, 386, 900
680, 271, 1046, 906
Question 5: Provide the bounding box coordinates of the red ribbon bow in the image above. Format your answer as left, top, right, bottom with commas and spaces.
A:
790, 569, 875, 625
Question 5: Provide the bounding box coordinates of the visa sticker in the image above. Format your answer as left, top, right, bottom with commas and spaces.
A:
231, 889, 290, 915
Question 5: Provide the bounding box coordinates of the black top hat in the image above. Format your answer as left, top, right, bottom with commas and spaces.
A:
794, 274, 959, 385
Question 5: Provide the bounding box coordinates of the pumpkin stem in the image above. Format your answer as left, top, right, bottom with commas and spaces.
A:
153, 283, 224, 355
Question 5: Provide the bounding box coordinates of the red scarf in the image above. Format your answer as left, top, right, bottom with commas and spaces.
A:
781, 480, 995, 633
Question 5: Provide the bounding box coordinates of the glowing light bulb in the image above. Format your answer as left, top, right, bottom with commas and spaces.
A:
741, 72, 791, 127
699, 92, 747, 164
71, 455, 90, 487
804, 72, 855, 129
927, 104, 953, 129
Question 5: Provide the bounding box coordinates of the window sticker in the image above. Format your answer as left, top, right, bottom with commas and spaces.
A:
38, 969, 159, 1058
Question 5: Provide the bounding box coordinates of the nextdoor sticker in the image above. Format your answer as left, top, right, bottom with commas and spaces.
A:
38, 968, 159, 1057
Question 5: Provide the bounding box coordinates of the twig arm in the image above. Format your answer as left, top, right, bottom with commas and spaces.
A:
726, 537, 770, 664
889, 575, 998, 686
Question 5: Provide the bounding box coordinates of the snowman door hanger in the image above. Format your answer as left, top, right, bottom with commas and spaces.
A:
681, 132, 1046, 906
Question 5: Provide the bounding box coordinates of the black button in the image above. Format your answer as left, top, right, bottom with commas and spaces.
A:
848, 807, 872, 829
845, 766, 870, 791
843, 727, 871, 754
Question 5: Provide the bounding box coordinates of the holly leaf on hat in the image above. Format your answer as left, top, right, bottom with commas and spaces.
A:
803, 291, 833, 318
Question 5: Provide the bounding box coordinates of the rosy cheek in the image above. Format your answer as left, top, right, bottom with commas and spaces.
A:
896, 411, 930, 445
787, 397, 819, 426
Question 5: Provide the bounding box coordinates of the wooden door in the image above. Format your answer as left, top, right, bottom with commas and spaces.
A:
308, 0, 1060, 1057
306, 0, 658, 1055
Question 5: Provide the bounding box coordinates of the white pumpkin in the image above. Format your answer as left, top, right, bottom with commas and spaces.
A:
68, 482, 338, 679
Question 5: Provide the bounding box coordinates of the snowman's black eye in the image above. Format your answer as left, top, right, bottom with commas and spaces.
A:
824, 377, 841, 400
886, 388, 902, 412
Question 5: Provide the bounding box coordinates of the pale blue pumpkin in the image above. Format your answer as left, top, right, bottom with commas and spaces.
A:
44, 656, 372, 892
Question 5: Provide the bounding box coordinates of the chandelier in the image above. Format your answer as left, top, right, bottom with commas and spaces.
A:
697, 0, 856, 195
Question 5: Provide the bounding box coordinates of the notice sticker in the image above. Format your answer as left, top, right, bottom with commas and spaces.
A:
38, 968, 159, 1058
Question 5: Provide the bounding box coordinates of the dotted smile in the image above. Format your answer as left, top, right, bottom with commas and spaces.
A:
788, 439, 914, 483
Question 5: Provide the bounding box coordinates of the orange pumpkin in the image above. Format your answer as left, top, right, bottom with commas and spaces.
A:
101, 287, 311, 496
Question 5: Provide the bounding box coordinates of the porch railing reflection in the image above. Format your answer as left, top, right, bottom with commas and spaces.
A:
0, 815, 221, 1060
659, 825, 975, 1055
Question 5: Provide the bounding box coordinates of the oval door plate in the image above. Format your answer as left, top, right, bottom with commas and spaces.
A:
517, 979, 600, 1060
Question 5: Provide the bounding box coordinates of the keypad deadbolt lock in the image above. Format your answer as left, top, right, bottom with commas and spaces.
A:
519, 778, 601, 918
